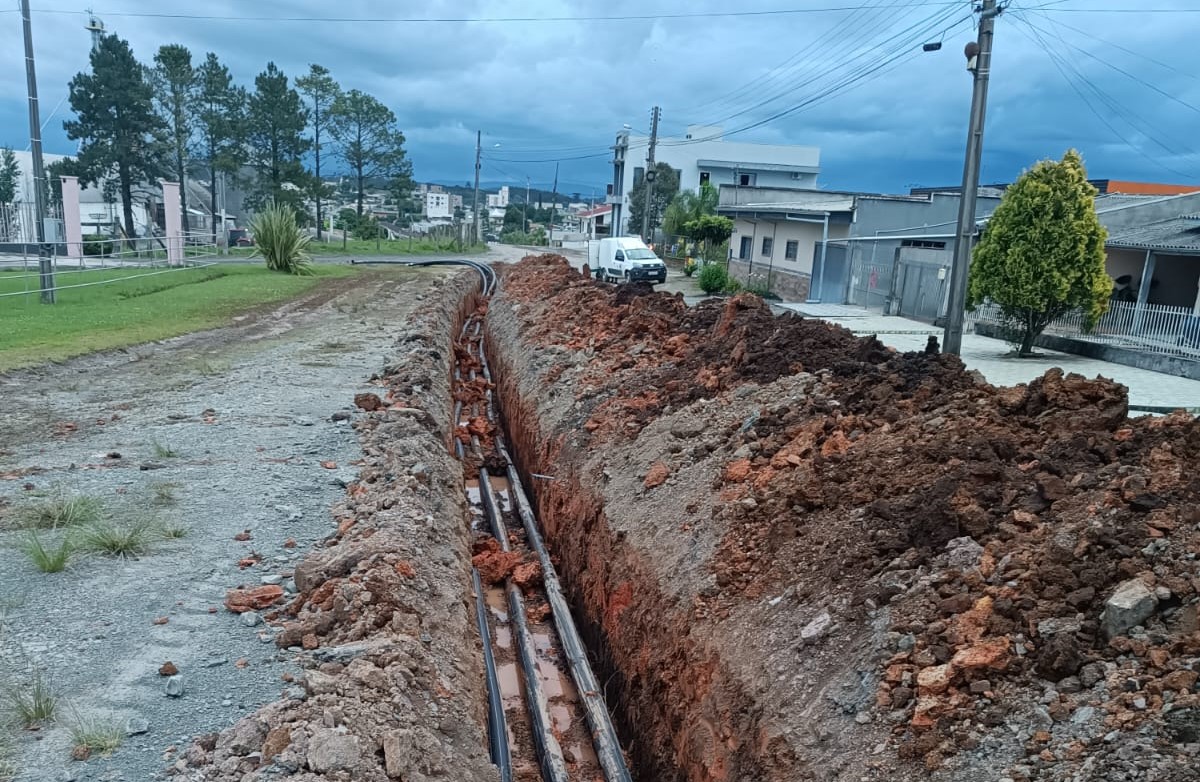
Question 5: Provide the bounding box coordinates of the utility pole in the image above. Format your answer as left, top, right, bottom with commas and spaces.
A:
548, 162, 559, 247
943, 0, 1000, 355
472, 130, 482, 245
640, 106, 660, 242
21, 0, 54, 304
523, 177, 530, 233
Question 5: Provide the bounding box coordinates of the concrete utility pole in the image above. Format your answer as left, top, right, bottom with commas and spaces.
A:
943, 0, 1000, 355
21, 0, 54, 304
472, 130, 482, 244
524, 177, 530, 232
548, 162, 559, 247
640, 106, 660, 242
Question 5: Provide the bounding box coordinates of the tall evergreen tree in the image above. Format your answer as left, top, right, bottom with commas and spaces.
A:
328, 90, 411, 216
194, 53, 246, 234
295, 64, 341, 240
625, 162, 680, 239
65, 34, 165, 243
0, 147, 19, 242
246, 62, 310, 213
151, 44, 196, 232
967, 149, 1111, 356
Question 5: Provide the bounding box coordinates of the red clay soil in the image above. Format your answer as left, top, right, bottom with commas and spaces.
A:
488, 254, 1200, 782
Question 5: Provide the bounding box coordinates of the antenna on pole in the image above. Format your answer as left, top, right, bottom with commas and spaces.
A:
85, 8, 105, 52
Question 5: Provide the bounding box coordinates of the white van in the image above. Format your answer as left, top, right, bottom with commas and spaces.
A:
587, 237, 667, 285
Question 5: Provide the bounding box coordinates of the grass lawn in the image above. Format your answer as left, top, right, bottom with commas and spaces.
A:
0, 264, 354, 371
225, 238, 487, 257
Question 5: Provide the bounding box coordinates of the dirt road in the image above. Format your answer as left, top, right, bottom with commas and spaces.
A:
0, 267, 447, 781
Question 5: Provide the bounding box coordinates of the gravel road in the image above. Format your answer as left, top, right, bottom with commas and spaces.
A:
0, 266, 449, 781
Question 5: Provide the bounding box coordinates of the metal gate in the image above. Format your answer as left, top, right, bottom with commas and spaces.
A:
809, 242, 848, 303
847, 243, 894, 309
891, 247, 951, 323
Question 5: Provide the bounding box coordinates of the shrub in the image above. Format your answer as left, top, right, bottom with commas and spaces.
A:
697, 263, 729, 295
724, 277, 743, 294
682, 258, 698, 277
251, 202, 313, 276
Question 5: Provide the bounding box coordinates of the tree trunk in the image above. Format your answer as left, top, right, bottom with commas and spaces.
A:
209, 159, 218, 244
356, 167, 364, 217
119, 164, 136, 251
314, 109, 323, 241
176, 144, 190, 233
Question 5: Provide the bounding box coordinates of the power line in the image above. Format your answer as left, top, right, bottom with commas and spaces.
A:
20, 4, 983, 23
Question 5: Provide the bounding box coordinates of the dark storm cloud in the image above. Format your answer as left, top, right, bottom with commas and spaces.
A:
2, 0, 1198, 193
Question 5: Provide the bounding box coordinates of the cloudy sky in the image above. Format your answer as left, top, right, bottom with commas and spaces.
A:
1, 0, 1198, 196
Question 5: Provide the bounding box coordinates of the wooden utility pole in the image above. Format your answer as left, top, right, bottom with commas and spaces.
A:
943, 0, 1000, 355
640, 106, 660, 242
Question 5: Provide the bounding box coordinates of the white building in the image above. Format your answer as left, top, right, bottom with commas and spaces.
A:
423, 191, 451, 219
486, 185, 510, 209
608, 125, 821, 237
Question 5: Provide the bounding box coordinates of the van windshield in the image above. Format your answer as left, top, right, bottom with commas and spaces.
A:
624, 248, 658, 260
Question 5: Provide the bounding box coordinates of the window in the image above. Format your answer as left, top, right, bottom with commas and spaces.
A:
739, 236, 752, 259
785, 240, 798, 260
761, 236, 773, 256
699, 171, 711, 186
739, 173, 756, 187
633, 166, 645, 187
901, 239, 947, 249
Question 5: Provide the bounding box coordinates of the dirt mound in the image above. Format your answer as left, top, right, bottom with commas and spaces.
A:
489, 255, 1200, 782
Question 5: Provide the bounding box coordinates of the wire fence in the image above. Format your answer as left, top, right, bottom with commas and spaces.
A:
969, 299, 1200, 360
0, 232, 222, 301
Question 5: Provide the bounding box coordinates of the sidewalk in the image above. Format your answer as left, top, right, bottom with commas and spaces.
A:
777, 303, 1200, 412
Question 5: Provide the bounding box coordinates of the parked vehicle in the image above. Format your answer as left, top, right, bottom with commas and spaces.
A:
587, 237, 667, 284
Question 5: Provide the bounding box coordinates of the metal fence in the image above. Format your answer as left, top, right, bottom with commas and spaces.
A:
969, 299, 1200, 359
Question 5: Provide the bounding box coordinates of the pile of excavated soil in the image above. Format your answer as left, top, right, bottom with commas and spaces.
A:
175, 272, 497, 782
487, 254, 1200, 782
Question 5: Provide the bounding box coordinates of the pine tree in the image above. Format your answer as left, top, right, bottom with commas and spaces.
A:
151, 44, 195, 232
626, 162, 680, 239
328, 90, 411, 217
0, 147, 19, 242
246, 62, 310, 213
967, 149, 1112, 356
295, 64, 341, 240
65, 34, 165, 244
194, 53, 246, 235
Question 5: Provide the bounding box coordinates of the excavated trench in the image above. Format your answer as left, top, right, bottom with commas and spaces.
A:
468, 285, 768, 782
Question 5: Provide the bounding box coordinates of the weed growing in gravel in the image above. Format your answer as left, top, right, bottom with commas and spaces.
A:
151, 440, 179, 459
14, 492, 102, 530
20, 531, 72, 572
4, 671, 56, 728
150, 481, 180, 505
195, 357, 230, 376
158, 520, 188, 539
76, 518, 156, 558
66, 710, 124, 757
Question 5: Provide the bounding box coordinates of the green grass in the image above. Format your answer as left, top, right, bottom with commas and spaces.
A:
66, 710, 124, 757
75, 518, 157, 558
150, 482, 179, 505
4, 671, 57, 728
151, 440, 179, 459
12, 493, 103, 531
158, 520, 188, 539
0, 264, 355, 371
305, 238, 487, 256
20, 531, 73, 573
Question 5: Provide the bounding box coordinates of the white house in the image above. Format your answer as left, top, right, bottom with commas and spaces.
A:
608, 125, 820, 237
